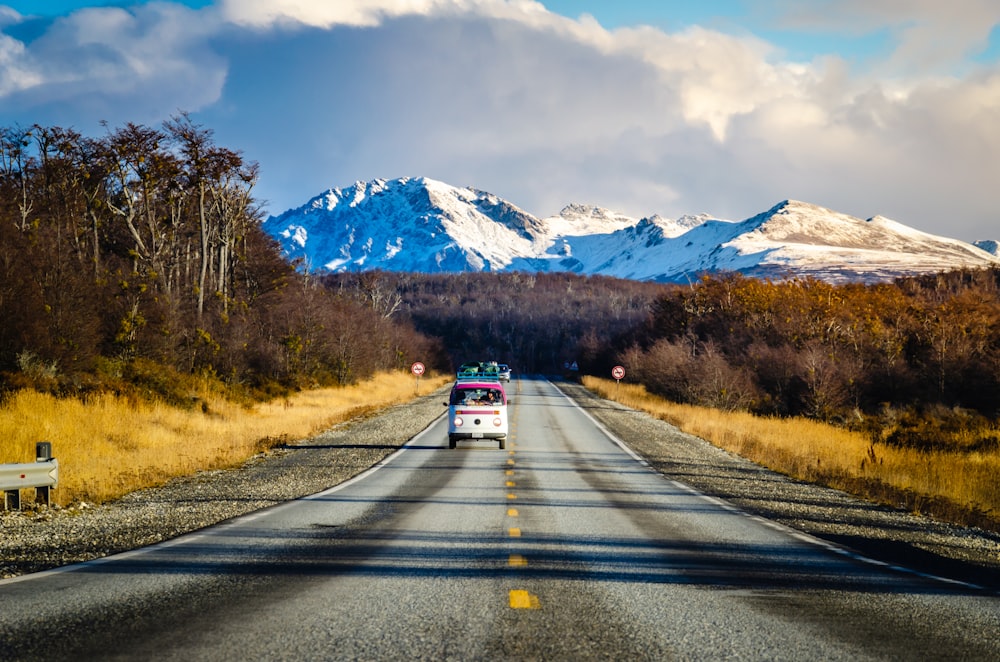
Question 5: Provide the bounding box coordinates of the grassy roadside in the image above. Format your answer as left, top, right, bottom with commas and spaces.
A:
0, 371, 452, 507
583, 376, 1000, 532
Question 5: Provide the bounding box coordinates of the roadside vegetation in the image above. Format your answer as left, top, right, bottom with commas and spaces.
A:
0, 371, 450, 506
0, 119, 448, 507
612, 270, 1000, 422
584, 376, 1000, 532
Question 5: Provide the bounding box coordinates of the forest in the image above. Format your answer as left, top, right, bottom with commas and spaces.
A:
616, 271, 1000, 414
328, 268, 1000, 447
0, 118, 444, 404
3, 120, 1000, 453
323, 270, 664, 373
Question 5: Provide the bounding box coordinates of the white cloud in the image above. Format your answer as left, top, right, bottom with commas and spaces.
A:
0, 3, 225, 123
0, 32, 39, 96
0, 0, 996, 242
767, 0, 1000, 73
215, 0, 544, 29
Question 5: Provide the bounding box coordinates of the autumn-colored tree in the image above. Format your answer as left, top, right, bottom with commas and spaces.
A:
0, 121, 445, 399
614, 268, 1000, 421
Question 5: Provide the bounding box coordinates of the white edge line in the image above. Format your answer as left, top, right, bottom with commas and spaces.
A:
547, 378, 987, 593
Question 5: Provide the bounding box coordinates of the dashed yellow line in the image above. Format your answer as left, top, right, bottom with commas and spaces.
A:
503, 435, 535, 609
509, 589, 540, 609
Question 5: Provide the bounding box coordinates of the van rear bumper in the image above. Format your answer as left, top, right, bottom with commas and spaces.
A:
449, 432, 507, 440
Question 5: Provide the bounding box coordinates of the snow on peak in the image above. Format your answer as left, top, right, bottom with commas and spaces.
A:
539, 203, 638, 237
264, 178, 1000, 283
650, 212, 717, 238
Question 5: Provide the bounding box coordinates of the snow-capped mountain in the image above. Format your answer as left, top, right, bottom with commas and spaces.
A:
264, 177, 1000, 284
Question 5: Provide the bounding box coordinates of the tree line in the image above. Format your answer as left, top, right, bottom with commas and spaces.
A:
616, 270, 1000, 422
0, 119, 443, 403
322, 270, 664, 373
334, 268, 1000, 448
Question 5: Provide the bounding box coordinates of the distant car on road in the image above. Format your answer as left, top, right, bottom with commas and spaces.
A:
446, 380, 508, 449
497, 364, 511, 381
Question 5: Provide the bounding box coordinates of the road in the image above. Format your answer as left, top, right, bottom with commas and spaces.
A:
2, 377, 999, 660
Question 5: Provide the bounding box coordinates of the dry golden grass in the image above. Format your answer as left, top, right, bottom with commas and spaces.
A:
584, 376, 1000, 530
0, 371, 451, 506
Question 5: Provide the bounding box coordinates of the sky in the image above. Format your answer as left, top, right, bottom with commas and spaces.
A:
0, 1, 998, 242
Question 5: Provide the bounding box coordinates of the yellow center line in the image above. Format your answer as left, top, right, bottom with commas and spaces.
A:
505, 469, 514, 476
506, 480, 515, 487
508, 527, 521, 537
507, 459, 515, 466
509, 589, 540, 609
507, 493, 517, 500
508, 554, 527, 566
507, 508, 518, 517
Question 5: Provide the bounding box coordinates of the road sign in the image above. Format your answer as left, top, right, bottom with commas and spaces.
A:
411, 362, 426, 376
611, 365, 625, 380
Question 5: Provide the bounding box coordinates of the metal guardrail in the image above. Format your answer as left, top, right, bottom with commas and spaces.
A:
2, 442, 58, 510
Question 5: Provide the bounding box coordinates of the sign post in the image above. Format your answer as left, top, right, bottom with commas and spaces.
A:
611, 365, 625, 393
411, 361, 425, 394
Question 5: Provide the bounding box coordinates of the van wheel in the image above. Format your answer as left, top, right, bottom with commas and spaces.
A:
499, 437, 506, 450
449, 436, 457, 449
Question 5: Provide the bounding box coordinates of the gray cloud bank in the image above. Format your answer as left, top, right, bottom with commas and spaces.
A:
0, 0, 997, 241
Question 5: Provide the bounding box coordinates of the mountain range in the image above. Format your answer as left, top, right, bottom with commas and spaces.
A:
264, 177, 1000, 284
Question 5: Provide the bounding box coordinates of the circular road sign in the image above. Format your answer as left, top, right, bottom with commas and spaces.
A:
411, 362, 426, 376
611, 365, 625, 380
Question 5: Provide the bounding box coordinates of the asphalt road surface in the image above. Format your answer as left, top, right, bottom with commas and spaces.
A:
2, 377, 999, 661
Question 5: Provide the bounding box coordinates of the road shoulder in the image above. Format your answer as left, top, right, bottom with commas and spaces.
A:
555, 378, 1000, 593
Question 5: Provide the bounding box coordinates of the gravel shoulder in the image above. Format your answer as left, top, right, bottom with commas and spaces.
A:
556, 379, 1000, 593
0, 386, 454, 579
3, 379, 1000, 592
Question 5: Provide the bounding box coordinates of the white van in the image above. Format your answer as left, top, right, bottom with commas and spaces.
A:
446, 381, 509, 449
